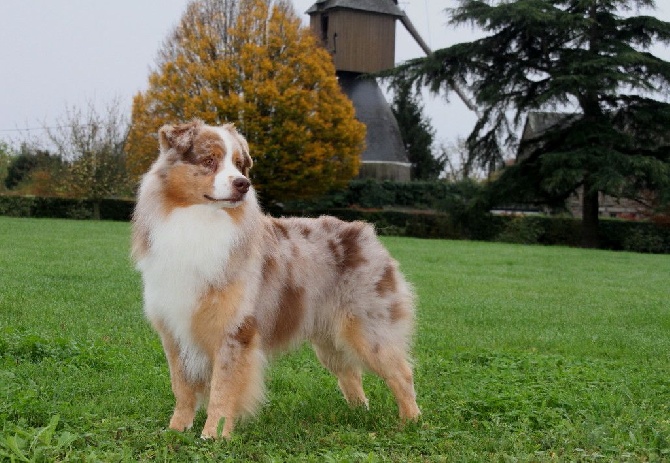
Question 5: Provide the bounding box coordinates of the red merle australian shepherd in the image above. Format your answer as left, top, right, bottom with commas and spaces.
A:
132, 120, 419, 439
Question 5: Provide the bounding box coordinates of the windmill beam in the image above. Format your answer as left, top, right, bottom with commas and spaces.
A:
399, 12, 481, 117
399, 14, 432, 56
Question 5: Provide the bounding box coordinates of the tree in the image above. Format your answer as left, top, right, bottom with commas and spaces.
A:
0, 141, 14, 192
442, 137, 489, 182
44, 100, 132, 218
390, 80, 446, 180
4, 144, 64, 195
126, 0, 366, 204
387, 0, 670, 247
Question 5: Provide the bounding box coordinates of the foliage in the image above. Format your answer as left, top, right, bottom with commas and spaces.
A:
5, 101, 132, 214
1, 217, 669, 460
491, 215, 670, 252
284, 178, 487, 211
621, 226, 667, 253
442, 137, 490, 181
4, 144, 64, 194
496, 216, 554, 244
3, 185, 669, 252
0, 141, 13, 193
43, 100, 133, 217
389, 80, 445, 180
0, 196, 134, 221
0, 415, 79, 463
126, 0, 365, 204
385, 0, 670, 248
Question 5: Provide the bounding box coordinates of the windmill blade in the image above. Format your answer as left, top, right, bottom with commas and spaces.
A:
398, 11, 481, 117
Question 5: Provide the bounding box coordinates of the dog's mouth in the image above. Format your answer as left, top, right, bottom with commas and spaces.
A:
204, 194, 245, 205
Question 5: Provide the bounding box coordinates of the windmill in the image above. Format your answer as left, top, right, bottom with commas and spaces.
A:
306, 0, 479, 181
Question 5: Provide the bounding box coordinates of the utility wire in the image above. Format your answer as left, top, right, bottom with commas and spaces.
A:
0, 124, 99, 133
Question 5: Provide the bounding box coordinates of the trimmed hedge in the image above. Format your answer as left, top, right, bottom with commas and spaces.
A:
2, 193, 669, 253
494, 216, 670, 253
282, 178, 486, 210
0, 196, 134, 221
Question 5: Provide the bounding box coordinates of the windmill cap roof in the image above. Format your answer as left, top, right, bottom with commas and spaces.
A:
306, 0, 405, 17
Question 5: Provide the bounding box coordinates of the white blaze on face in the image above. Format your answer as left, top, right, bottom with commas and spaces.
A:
211, 127, 246, 202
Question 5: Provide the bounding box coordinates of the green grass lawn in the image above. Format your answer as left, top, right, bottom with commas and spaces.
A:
1, 216, 669, 462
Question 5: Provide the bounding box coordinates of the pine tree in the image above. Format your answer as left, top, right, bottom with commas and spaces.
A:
126, 0, 365, 204
387, 0, 670, 247
390, 80, 445, 180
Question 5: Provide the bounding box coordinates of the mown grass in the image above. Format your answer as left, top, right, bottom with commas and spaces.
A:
0, 216, 669, 462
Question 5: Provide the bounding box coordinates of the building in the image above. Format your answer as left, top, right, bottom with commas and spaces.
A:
306, 0, 412, 181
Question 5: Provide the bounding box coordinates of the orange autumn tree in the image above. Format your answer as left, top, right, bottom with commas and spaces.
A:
126, 0, 365, 203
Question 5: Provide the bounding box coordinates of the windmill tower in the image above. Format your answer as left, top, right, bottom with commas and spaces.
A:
306, 0, 412, 181
307, 0, 482, 182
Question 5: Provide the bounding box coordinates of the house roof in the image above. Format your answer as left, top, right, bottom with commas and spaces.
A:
306, 0, 404, 18
518, 111, 583, 162
521, 111, 580, 140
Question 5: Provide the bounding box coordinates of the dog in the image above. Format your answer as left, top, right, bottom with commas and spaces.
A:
132, 120, 419, 439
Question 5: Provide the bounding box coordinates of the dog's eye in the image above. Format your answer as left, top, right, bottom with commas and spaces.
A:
201, 157, 216, 170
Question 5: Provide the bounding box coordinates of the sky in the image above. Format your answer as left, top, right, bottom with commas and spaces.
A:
1, 0, 669, 152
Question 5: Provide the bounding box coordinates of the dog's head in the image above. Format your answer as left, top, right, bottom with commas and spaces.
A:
156, 120, 253, 209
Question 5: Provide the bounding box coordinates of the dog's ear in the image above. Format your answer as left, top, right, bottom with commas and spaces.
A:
238, 134, 253, 177
158, 120, 202, 155
225, 124, 253, 176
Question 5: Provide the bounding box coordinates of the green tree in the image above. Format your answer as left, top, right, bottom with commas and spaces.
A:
4, 144, 64, 195
387, 0, 670, 247
390, 80, 445, 180
126, 0, 365, 204
0, 141, 14, 192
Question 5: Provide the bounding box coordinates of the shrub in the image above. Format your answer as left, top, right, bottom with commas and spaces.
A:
599, 220, 670, 253
539, 217, 582, 247
0, 195, 134, 221
622, 228, 667, 253
283, 179, 487, 212
496, 216, 545, 244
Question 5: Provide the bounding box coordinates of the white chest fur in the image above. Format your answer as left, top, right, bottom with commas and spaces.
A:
137, 205, 240, 379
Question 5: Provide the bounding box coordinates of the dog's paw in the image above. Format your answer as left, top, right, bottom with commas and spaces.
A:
352, 398, 370, 410
200, 424, 218, 440
200, 428, 231, 440
201, 417, 233, 440
168, 415, 194, 432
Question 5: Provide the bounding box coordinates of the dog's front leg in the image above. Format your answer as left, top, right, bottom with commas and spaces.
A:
157, 327, 204, 432
201, 316, 266, 439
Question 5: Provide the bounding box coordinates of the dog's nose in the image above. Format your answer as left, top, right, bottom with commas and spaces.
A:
233, 177, 250, 194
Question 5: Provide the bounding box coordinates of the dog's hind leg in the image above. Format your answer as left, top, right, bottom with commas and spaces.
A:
312, 340, 368, 408
341, 314, 420, 421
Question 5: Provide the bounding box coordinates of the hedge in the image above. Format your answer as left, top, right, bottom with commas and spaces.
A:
494, 215, 670, 253
282, 178, 488, 211
0, 196, 134, 221
1, 193, 669, 253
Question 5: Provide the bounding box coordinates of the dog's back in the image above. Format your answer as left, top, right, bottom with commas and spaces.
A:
253, 215, 414, 352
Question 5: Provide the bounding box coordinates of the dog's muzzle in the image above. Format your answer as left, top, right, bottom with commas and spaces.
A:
204, 177, 250, 204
